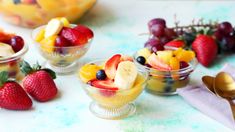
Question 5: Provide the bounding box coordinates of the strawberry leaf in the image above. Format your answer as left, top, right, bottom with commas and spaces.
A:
0, 71, 9, 87
20, 61, 33, 75
42, 68, 56, 79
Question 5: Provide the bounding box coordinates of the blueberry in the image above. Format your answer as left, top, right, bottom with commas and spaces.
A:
96, 70, 107, 80
136, 56, 146, 65
13, 0, 21, 4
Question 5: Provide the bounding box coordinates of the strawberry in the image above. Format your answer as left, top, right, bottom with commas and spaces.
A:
20, 61, 58, 102
89, 79, 118, 97
165, 40, 185, 48
104, 54, 121, 79
0, 71, 32, 110
60, 27, 88, 46
73, 25, 94, 39
192, 35, 218, 67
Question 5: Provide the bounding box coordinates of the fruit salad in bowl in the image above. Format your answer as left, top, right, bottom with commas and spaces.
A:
78, 54, 147, 119
0, 0, 96, 28
32, 17, 93, 74
134, 47, 197, 95
0, 30, 28, 80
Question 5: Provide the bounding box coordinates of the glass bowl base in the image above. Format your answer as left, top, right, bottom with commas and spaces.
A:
43, 61, 78, 75
145, 88, 178, 96
89, 102, 136, 120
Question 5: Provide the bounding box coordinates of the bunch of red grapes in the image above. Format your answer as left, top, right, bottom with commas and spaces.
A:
214, 22, 235, 53
144, 18, 177, 52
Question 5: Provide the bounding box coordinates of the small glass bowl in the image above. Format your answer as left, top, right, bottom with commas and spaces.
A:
0, 44, 28, 81
78, 60, 148, 120
133, 47, 197, 95
32, 25, 92, 75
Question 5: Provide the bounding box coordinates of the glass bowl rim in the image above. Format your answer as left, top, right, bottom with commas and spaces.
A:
78, 59, 148, 92
133, 46, 198, 76
0, 43, 28, 63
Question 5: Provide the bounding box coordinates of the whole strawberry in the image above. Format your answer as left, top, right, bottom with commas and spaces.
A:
0, 71, 32, 110
20, 61, 58, 102
192, 35, 218, 67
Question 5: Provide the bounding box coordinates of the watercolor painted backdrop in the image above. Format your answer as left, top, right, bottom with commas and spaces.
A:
0, 0, 235, 132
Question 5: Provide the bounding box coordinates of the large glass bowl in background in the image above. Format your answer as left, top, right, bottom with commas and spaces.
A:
0, 44, 28, 81
0, 0, 96, 28
32, 25, 92, 75
133, 46, 198, 95
78, 60, 148, 120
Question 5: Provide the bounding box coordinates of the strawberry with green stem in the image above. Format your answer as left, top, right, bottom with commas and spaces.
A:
20, 61, 58, 102
0, 71, 32, 110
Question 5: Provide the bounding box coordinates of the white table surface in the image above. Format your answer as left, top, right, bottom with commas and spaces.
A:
0, 0, 235, 132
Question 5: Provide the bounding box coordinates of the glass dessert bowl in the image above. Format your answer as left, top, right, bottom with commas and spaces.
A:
0, 31, 28, 81
0, 0, 96, 28
32, 18, 93, 75
78, 54, 147, 119
134, 47, 197, 95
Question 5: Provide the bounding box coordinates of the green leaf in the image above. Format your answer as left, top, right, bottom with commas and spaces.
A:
42, 68, 56, 79
20, 61, 33, 75
0, 71, 9, 87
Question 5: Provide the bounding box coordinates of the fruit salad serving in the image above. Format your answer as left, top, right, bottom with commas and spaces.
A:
134, 47, 197, 95
0, 0, 96, 28
0, 30, 27, 80
145, 18, 235, 67
33, 17, 93, 74
79, 54, 147, 119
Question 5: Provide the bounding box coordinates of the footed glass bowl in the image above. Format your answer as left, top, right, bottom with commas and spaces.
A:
78, 60, 148, 120
133, 47, 198, 95
0, 0, 96, 28
32, 25, 92, 75
0, 44, 28, 81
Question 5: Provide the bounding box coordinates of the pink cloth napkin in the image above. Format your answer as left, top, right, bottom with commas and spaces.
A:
177, 64, 235, 130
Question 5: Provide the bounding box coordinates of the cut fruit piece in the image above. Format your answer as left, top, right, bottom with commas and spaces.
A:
104, 54, 121, 79
120, 55, 133, 62
176, 50, 195, 63
60, 27, 88, 45
73, 25, 94, 39
0, 42, 15, 57
45, 19, 63, 38
173, 48, 183, 56
137, 48, 152, 60
79, 64, 102, 83
114, 61, 138, 90
147, 53, 171, 71
57, 17, 70, 27
165, 40, 185, 48
90, 79, 119, 90
35, 29, 45, 42
169, 57, 180, 70
156, 50, 173, 64
40, 35, 57, 53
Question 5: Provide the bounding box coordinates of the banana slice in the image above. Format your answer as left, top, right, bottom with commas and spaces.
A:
0, 43, 15, 57
114, 61, 138, 89
44, 19, 63, 38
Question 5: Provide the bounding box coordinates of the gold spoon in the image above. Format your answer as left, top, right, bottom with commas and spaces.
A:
214, 72, 235, 99
202, 76, 215, 94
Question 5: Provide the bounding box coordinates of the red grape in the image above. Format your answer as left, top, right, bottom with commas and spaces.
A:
164, 28, 177, 40
214, 30, 223, 41
151, 44, 164, 52
150, 24, 165, 37
160, 36, 170, 45
9, 36, 24, 52
180, 61, 189, 69
148, 18, 166, 29
220, 36, 235, 51
144, 38, 161, 49
55, 36, 71, 54
218, 22, 233, 36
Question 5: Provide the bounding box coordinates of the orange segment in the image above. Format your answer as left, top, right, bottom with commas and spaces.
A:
79, 64, 102, 83
169, 57, 180, 70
